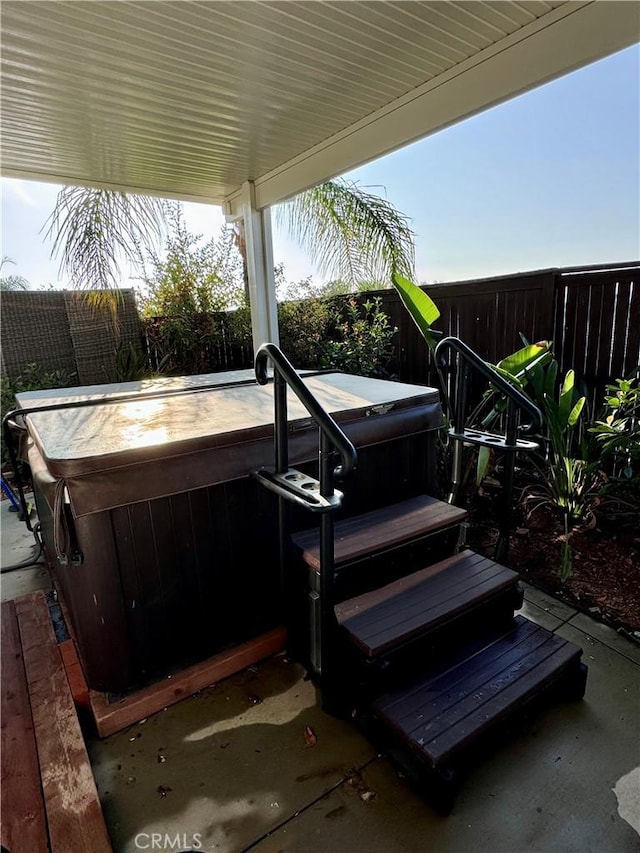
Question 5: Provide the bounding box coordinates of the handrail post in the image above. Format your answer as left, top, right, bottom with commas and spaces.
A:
274, 371, 288, 475
318, 430, 339, 711
273, 371, 290, 632
496, 399, 518, 562
450, 359, 469, 504
254, 342, 356, 712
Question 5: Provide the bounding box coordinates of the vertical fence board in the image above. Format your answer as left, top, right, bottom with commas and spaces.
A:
611, 280, 632, 377
557, 277, 579, 377
583, 284, 607, 387
626, 280, 640, 377
554, 270, 638, 405
573, 281, 592, 378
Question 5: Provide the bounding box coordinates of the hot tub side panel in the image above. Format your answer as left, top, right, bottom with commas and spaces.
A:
31, 472, 136, 692
27, 387, 442, 694
108, 477, 281, 690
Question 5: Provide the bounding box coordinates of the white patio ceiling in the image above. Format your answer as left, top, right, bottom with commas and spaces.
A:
1, 1, 637, 213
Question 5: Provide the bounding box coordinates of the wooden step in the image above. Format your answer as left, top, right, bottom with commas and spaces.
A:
372, 615, 585, 771
292, 495, 467, 573
335, 550, 519, 658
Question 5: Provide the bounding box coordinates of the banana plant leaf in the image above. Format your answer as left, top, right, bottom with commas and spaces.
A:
497, 342, 552, 376
476, 445, 491, 485
391, 272, 440, 350
559, 369, 576, 426
544, 359, 558, 397
476, 343, 551, 430
568, 396, 586, 428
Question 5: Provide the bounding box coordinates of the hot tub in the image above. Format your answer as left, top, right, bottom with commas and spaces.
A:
18, 370, 442, 692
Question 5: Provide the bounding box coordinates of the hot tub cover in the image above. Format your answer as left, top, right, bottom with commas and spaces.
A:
20, 371, 441, 517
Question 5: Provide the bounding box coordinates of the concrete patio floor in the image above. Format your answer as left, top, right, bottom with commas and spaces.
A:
2, 503, 639, 852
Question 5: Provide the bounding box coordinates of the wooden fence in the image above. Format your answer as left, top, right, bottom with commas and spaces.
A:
1, 264, 637, 407
144, 262, 638, 407
364, 263, 639, 406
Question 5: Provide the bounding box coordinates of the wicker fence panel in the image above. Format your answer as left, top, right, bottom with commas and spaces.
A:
64, 290, 144, 385
0, 290, 76, 380
1, 289, 144, 386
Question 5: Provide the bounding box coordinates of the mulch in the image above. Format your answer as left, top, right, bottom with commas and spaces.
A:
466, 484, 640, 641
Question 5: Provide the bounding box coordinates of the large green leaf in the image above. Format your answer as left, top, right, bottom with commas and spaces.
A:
544, 360, 558, 397
391, 272, 440, 349
559, 369, 576, 426
490, 364, 526, 389
476, 446, 491, 485
497, 342, 551, 377
524, 362, 545, 401
567, 397, 586, 428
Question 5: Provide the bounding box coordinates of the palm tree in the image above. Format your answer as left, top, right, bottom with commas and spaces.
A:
279, 178, 414, 286
0, 257, 29, 291
43, 187, 166, 308
45, 178, 415, 310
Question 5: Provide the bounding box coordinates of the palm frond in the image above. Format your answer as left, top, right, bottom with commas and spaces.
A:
43, 187, 166, 294
279, 179, 415, 286
0, 274, 29, 291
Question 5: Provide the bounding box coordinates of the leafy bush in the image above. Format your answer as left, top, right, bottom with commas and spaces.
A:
139, 207, 249, 374
140, 206, 245, 317
1, 364, 77, 463
278, 297, 331, 367
589, 376, 640, 478
518, 364, 640, 578
319, 297, 397, 378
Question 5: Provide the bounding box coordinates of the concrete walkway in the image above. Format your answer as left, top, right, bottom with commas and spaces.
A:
88, 585, 640, 853
0, 499, 51, 602
2, 504, 639, 852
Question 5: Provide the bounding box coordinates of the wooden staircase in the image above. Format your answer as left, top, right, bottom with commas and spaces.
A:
253, 342, 587, 815
293, 497, 587, 814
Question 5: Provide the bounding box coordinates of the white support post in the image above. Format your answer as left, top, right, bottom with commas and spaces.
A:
240, 180, 279, 352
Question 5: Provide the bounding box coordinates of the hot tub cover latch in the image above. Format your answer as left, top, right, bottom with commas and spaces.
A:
53, 479, 83, 566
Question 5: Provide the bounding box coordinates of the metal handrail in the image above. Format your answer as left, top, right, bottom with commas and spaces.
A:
435, 336, 542, 433
255, 343, 357, 481
435, 336, 543, 563
254, 343, 357, 695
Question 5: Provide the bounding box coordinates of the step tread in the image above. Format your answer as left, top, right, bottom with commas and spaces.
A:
372, 616, 582, 768
292, 495, 467, 572
335, 549, 519, 658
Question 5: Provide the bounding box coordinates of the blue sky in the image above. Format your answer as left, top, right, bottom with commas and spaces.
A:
2, 44, 638, 289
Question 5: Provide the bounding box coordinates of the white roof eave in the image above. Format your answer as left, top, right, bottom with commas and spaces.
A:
1, 1, 637, 211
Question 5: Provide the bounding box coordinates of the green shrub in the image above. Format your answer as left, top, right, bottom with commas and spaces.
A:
278, 297, 332, 367
319, 297, 397, 378
1, 363, 77, 463
589, 375, 640, 479
110, 341, 170, 382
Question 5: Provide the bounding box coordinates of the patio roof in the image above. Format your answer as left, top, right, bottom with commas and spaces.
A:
1, 1, 637, 213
